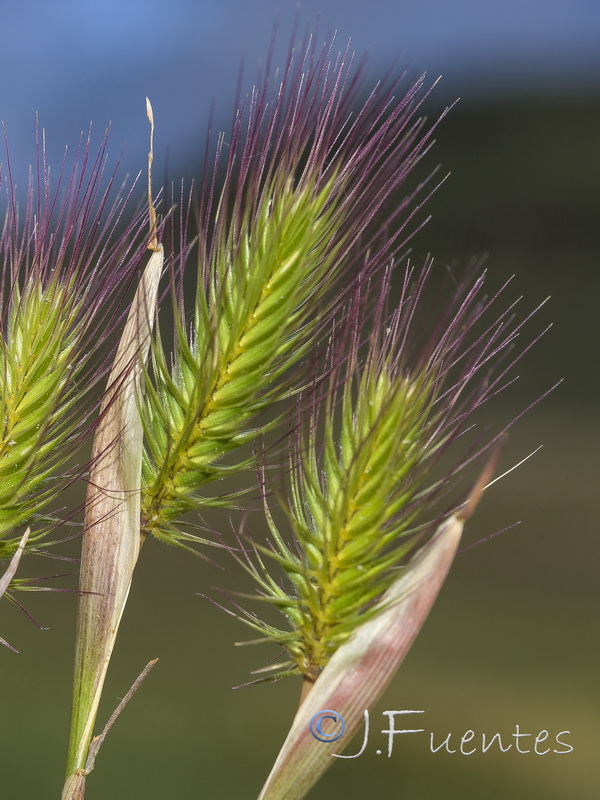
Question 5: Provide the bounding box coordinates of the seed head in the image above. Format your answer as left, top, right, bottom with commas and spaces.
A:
221, 259, 551, 682
0, 123, 149, 576
140, 29, 447, 548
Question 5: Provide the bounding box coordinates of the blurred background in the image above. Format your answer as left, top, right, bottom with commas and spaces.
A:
1, 1, 598, 798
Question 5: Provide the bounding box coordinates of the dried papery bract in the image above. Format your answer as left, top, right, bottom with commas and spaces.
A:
63, 244, 162, 779
62, 100, 163, 798
256, 459, 496, 800
0, 528, 30, 650
258, 514, 463, 800
0, 528, 29, 599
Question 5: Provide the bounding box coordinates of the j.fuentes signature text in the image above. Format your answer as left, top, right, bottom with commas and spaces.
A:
309, 710, 573, 758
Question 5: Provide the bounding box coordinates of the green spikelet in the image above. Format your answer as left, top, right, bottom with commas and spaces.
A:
0, 125, 147, 582
140, 35, 442, 548
227, 361, 438, 681
291, 370, 437, 676
0, 277, 83, 551
141, 175, 342, 545
221, 263, 547, 682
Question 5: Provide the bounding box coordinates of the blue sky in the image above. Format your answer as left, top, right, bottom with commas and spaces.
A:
1, 0, 599, 183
